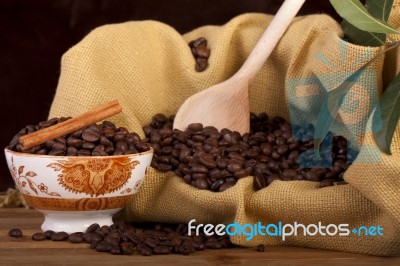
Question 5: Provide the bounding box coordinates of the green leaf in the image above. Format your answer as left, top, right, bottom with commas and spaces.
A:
330, 0, 399, 34
341, 0, 394, 46
314, 41, 400, 150
373, 73, 400, 154
342, 20, 386, 46
366, 0, 394, 21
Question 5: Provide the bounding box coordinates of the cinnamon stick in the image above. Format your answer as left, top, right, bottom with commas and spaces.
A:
19, 100, 122, 150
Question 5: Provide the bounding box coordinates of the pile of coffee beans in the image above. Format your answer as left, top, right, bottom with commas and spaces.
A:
9, 222, 236, 256
143, 113, 356, 191
8, 118, 150, 156
189, 37, 210, 72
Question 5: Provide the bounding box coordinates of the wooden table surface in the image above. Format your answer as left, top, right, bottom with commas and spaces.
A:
0, 208, 399, 266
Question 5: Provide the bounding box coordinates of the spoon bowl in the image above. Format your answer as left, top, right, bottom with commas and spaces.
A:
174, 0, 306, 134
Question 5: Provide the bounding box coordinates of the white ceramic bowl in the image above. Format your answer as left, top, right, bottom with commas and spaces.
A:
4, 148, 153, 233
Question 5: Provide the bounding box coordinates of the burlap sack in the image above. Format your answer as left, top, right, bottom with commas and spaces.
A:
49, 7, 400, 256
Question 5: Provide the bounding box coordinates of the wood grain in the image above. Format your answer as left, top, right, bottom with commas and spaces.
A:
0, 208, 399, 265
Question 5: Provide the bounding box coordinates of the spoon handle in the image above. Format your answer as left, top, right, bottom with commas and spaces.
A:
236, 0, 306, 82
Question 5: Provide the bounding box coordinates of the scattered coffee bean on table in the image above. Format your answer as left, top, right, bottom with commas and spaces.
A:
8, 228, 23, 237
257, 244, 265, 252
32, 232, 46, 241
189, 37, 210, 72
28, 221, 237, 256
9, 118, 150, 156
143, 113, 356, 191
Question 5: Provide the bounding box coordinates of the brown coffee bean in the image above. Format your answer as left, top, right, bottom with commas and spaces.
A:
51, 231, 69, 241
253, 174, 266, 191
219, 182, 234, 192
257, 244, 265, 252
78, 149, 91, 156
69, 233, 84, 243
281, 169, 297, 180
120, 242, 135, 255
195, 57, 208, 72
233, 167, 251, 178
193, 177, 208, 189
8, 228, 23, 237
138, 244, 153, 256
82, 128, 100, 142
96, 241, 113, 252
48, 149, 65, 156
153, 245, 172, 255
143, 238, 159, 248
205, 240, 222, 249
86, 223, 100, 234
320, 179, 334, 188
44, 230, 55, 240
227, 162, 242, 173
32, 232, 46, 241
187, 123, 203, 132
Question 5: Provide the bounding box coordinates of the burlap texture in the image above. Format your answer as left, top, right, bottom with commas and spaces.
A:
49, 11, 400, 256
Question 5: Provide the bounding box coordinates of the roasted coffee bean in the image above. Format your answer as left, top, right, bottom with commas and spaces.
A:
137, 244, 153, 256
205, 239, 222, 249
227, 162, 242, 173
96, 241, 114, 252
8, 228, 23, 237
110, 247, 122, 255
86, 223, 100, 234
44, 230, 55, 240
82, 128, 101, 142
69, 233, 84, 243
51, 231, 69, 241
253, 174, 266, 191
195, 177, 209, 189
32, 232, 46, 241
219, 182, 234, 192
153, 245, 172, 255
281, 169, 297, 180
257, 244, 265, 252
120, 242, 135, 255
10, 118, 149, 157
320, 179, 334, 188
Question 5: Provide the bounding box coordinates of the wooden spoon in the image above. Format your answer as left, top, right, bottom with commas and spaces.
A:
173, 0, 306, 134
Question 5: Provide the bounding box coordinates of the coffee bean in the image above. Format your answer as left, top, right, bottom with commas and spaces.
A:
254, 174, 266, 191
96, 241, 113, 252
86, 223, 100, 234
8, 228, 23, 237
153, 245, 172, 255
82, 128, 100, 142
44, 230, 55, 240
227, 162, 242, 173
205, 240, 222, 249
195, 177, 209, 189
320, 179, 334, 188
137, 244, 153, 256
281, 169, 297, 180
120, 242, 135, 255
67, 233, 83, 243
219, 182, 234, 192
257, 244, 265, 252
32, 232, 46, 241
51, 231, 69, 241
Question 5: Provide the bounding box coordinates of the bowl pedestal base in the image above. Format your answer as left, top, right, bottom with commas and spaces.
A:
38, 208, 121, 233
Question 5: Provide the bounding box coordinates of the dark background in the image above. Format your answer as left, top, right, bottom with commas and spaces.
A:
0, 0, 339, 191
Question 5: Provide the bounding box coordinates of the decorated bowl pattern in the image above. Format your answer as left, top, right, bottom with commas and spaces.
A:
4, 148, 153, 212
